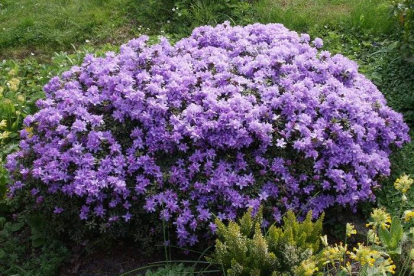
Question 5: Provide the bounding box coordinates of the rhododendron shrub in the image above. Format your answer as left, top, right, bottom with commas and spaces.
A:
6, 23, 410, 245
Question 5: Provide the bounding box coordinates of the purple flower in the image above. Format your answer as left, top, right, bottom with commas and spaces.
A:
31, 188, 40, 196
272, 207, 282, 223
80, 206, 90, 220
36, 196, 44, 204
276, 138, 287, 148
313, 37, 323, 49
197, 207, 211, 222
209, 222, 217, 233
72, 119, 87, 132
54, 207, 64, 214
122, 212, 132, 222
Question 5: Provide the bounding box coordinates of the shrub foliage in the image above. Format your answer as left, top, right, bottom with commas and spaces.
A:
208, 208, 324, 275
392, 0, 414, 56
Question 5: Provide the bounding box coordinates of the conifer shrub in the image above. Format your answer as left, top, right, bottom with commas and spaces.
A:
208, 208, 324, 275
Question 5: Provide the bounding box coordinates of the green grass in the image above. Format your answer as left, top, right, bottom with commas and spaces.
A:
0, 0, 397, 60
0, 0, 140, 60
253, 0, 395, 34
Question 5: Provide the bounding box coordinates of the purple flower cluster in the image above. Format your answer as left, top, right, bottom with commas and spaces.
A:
6, 23, 409, 245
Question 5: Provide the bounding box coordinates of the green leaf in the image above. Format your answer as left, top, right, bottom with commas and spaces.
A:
388, 217, 403, 251
0, 217, 6, 230
9, 221, 24, 232
31, 237, 45, 248
378, 217, 404, 253
25, 215, 43, 230
378, 226, 391, 246
389, 217, 403, 240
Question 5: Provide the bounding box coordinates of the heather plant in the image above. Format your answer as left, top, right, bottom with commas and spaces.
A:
6, 22, 410, 246
208, 208, 324, 275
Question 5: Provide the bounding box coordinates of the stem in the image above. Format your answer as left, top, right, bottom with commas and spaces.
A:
167, 222, 171, 262
162, 218, 169, 264
399, 256, 412, 276
398, 191, 407, 220
343, 235, 347, 268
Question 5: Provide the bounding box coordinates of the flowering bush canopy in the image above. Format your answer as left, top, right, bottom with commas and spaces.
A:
6, 22, 410, 245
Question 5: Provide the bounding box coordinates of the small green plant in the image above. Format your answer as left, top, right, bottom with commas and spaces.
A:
0, 214, 68, 276
301, 219, 397, 276
306, 175, 414, 276
208, 208, 324, 275
377, 216, 404, 255
145, 264, 195, 276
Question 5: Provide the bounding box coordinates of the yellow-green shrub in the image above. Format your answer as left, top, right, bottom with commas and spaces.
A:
208, 209, 324, 276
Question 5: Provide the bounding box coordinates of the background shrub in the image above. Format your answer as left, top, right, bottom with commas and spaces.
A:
132, 0, 254, 37
392, 0, 414, 57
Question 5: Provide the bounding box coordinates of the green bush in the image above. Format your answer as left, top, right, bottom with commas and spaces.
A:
133, 0, 253, 36
392, 0, 414, 57
365, 51, 414, 127
208, 209, 324, 275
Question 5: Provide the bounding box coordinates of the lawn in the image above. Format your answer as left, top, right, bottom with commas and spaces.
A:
1, 0, 414, 275
0, 0, 140, 59
0, 0, 397, 59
